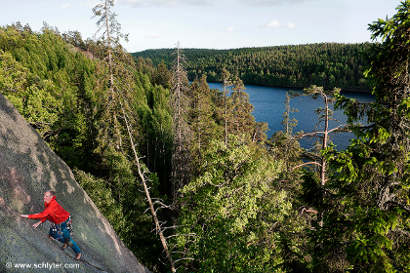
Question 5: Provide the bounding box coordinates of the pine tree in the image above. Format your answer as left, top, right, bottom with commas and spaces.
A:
189, 75, 218, 160
152, 61, 171, 88
230, 75, 256, 141
92, 0, 128, 150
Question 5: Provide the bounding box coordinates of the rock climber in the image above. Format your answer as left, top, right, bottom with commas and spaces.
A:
20, 190, 81, 260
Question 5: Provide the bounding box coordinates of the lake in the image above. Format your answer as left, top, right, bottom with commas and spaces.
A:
207, 82, 374, 149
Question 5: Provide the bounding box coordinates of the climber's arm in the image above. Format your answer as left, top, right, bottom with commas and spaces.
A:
21, 206, 52, 222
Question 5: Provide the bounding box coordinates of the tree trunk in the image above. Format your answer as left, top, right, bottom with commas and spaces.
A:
120, 100, 176, 273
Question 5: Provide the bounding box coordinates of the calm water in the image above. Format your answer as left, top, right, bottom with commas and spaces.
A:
208, 82, 374, 149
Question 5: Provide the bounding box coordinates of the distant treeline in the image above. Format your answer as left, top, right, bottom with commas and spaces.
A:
132, 43, 372, 92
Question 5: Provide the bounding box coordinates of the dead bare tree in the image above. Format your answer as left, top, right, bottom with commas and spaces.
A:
294, 86, 349, 186
291, 86, 351, 226
119, 97, 194, 272
282, 92, 299, 137
221, 68, 232, 145
119, 95, 177, 273
170, 42, 192, 201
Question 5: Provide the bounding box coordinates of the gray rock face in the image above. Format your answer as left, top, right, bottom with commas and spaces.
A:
0, 93, 150, 273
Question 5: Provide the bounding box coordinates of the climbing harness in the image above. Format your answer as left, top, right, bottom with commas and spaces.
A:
50, 216, 73, 236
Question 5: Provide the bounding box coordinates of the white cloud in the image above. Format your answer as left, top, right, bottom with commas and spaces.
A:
265, 20, 281, 28
264, 20, 296, 29
226, 26, 234, 32
240, 0, 315, 6
118, 0, 213, 7
102, 0, 314, 8
61, 3, 71, 9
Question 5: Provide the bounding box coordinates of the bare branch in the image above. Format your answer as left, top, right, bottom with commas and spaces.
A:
153, 200, 172, 209
174, 257, 195, 264
299, 206, 319, 215
162, 225, 186, 232
291, 161, 321, 171
171, 251, 187, 255
328, 125, 351, 134
296, 131, 325, 139
165, 233, 196, 239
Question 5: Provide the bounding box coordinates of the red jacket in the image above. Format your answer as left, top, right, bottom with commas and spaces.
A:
28, 196, 70, 224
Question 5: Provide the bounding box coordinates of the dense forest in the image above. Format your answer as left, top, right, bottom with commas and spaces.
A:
0, 0, 409, 272
132, 43, 371, 92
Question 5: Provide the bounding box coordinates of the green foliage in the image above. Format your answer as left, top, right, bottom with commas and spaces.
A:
0, 25, 105, 169
189, 75, 221, 162
74, 169, 127, 234
140, 83, 174, 196
152, 61, 171, 88
175, 137, 307, 272
229, 76, 258, 140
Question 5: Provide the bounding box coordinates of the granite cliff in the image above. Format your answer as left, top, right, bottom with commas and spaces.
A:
0, 93, 150, 273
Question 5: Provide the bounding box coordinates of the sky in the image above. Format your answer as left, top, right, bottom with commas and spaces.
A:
0, 0, 402, 52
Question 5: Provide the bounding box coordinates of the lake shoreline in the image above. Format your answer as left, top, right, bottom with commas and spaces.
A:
206, 81, 370, 94
207, 82, 373, 149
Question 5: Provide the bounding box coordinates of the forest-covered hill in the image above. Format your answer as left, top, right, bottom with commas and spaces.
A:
132, 43, 371, 92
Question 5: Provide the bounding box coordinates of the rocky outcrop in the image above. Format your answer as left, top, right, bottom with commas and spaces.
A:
0, 93, 150, 273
